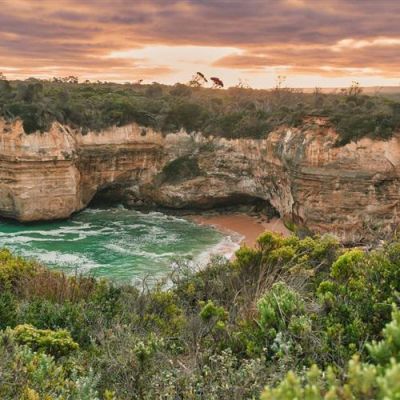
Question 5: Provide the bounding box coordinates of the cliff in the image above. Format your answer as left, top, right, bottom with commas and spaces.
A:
1, 118, 400, 242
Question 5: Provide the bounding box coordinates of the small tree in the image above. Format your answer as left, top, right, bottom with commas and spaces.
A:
274, 75, 287, 91
189, 72, 208, 87
346, 81, 363, 97
210, 77, 224, 88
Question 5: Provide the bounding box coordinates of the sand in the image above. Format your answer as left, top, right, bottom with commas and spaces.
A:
189, 213, 290, 248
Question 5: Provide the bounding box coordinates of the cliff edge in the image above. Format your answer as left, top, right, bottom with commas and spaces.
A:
1, 117, 399, 242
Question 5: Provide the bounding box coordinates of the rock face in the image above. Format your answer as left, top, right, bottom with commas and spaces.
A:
1, 117, 400, 242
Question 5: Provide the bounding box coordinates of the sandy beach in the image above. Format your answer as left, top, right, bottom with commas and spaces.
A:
189, 213, 290, 248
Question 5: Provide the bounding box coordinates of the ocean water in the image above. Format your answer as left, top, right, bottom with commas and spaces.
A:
0, 207, 240, 283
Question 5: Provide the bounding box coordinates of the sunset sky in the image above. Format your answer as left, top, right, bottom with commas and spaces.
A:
1, 0, 400, 88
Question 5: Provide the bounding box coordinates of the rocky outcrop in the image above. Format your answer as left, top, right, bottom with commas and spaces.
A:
1, 117, 400, 242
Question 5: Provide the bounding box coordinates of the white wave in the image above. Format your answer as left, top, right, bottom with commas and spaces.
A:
122, 224, 147, 229
29, 250, 102, 273
138, 211, 192, 224
105, 243, 136, 255
192, 233, 243, 269
105, 242, 179, 261
79, 208, 105, 214
0, 206, 240, 282
0, 223, 117, 246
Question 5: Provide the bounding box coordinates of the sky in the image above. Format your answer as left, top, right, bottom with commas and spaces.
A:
0, 0, 400, 88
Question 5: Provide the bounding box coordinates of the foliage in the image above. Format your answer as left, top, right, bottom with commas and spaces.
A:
261, 307, 400, 400
0, 331, 100, 400
0, 248, 38, 289
1, 230, 400, 398
146, 349, 267, 400
257, 282, 311, 357
1, 78, 399, 144
11, 324, 79, 357
317, 245, 400, 363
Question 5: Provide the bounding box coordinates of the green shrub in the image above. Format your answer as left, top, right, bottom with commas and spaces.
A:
0, 332, 99, 399
146, 349, 267, 400
257, 282, 305, 340
317, 247, 400, 362
199, 300, 227, 321
261, 307, 400, 400
142, 290, 186, 336
91, 329, 165, 399
0, 248, 38, 289
233, 245, 262, 270
0, 290, 17, 329
17, 299, 96, 347
257, 232, 285, 252
256, 282, 313, 362
11, 324, 79, 357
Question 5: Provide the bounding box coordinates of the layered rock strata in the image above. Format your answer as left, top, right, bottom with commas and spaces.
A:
1, 118, 400, 242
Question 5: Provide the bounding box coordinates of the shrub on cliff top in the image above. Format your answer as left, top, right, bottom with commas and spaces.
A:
1, 78, 399, 144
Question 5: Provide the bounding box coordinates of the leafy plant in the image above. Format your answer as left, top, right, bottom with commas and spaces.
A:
11, 324, 79, 357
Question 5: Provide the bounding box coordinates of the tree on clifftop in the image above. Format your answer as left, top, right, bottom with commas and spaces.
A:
210, 77, 224, 88
189, 72, 208, 87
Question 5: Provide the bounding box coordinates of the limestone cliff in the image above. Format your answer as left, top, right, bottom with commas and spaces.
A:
1, 117, 400, 242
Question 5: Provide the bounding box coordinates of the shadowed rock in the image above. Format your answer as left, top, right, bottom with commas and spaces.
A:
1, 117, 399, 243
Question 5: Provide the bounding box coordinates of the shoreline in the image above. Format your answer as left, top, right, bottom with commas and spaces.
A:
188, 212, 291, 249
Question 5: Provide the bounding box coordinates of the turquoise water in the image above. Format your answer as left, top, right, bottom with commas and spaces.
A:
0, 207, 238, 283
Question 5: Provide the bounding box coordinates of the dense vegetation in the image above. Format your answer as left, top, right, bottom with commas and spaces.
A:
0, 77, 399, 144
2, 231, 400, 398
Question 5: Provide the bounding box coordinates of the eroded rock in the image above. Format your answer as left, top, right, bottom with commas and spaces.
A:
1, 118, 400, 242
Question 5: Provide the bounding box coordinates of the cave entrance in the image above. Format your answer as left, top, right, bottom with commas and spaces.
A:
89, 183, 129, 208
189, 194, 280, 220
89, 185, 280, 221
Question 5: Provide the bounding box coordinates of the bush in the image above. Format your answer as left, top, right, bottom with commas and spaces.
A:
257, 282, 306, 342
0, 249, 38, 289
17, 298, 96, 346
0, 291, 17, 329
0, 331, 100, 399
11, 324, 79, 357
256, 282, 313, 365
261, 307, 400, 400
146, 349, 267, 400
317, 247, 400, 363
142, 290, 186, 336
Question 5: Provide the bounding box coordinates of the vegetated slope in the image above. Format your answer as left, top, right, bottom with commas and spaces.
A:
0, 78, 399, 144
2, 232, 400, 398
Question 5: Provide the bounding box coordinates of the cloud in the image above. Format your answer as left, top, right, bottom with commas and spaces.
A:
213, 40, 400, 78
0, 0, 399, 86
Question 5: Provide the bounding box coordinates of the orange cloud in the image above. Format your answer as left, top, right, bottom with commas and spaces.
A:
213, 41, 400, 78
0, 0, 399, 87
